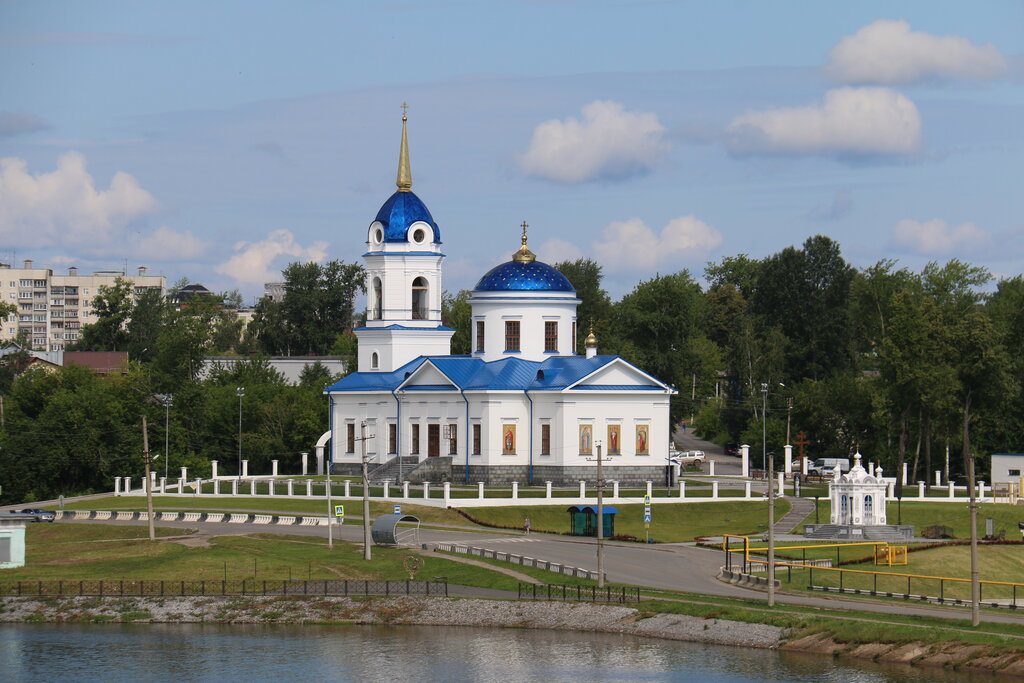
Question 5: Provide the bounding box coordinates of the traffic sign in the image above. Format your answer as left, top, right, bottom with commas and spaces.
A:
394, 504, 401, 515
643, 514, 652, 524
334, 505, 344, 518
643, 494, 651, 505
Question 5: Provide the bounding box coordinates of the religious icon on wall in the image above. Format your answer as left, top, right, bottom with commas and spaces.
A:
608, 424, 621, 455
579, 424, 593, 455
636, 424, 649, 455
502, 424, 516, 454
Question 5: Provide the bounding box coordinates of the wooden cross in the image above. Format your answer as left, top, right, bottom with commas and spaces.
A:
794, 430, 811, 462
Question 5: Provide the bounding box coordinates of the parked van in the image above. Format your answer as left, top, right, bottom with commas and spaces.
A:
807, 458, 850, 476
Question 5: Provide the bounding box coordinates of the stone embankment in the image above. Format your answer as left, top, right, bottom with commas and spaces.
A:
0, 595, 784, 649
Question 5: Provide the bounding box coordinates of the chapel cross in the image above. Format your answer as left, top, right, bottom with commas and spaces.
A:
794, 430, 811, 464
401, 102, 409, 119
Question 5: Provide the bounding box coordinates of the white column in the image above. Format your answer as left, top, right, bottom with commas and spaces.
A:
443, 481, 451, 503
194, 478, 201, 495
316, 446, 325, 476
867, 461, 873, 476
935, 470, 942, 487
423, 482, 430, 499
315, 451, 323, 476
545, 481, 552, 499
612, 481, 620, 498
740, 444, 750, 478
478, 482, 485, 499
578, 480, 586, 498
211, 460, 218, 479
712, 481, 719, 498
918, 481, 925, 498
902, 462, 908, 485
158, 477, 166, 493
241, 460, 248, 478
287, 479, 294, 496
745, 481, 751, 498
268, 480, 275, 496
177, 477, 185, 493
678, 481, 685, 499
306, 480, 313, 497
271, 460, 279, 476
124, 477, 132, 493
344, 480, 351, 497
784, 444, 793, 475
231, 479, 238, 496
180, 467, 188, 481
213, 479, 220, 495
948, 481, 955, 498
646, 481, 653, 497
708, 460, 716, 476
301, 452, 308, 475
978, 481, 986, 499
250, 479, 256, 496
114, 478, 122, 495
777, 471, 785, 496
801, 457, 808, 476
887, 481, 895, 499
403, 481, 410, 499
383, 481, 390, 498
512, 481, 519, 499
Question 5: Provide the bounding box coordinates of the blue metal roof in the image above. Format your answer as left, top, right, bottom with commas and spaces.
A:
374, 190, 440, 243
354, 324, 456, 332
326, 355, 672, 394
475, 260, 574, 292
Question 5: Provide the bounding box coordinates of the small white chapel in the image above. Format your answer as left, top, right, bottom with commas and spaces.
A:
325, 114, 676, 485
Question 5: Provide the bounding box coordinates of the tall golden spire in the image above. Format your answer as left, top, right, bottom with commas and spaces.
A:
396, 102, 412, 192
512, 220, 536, 263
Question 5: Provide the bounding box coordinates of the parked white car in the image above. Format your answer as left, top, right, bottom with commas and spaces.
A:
673, 450, 706, 466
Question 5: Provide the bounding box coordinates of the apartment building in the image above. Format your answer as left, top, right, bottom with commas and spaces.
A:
0, 259, 166, 351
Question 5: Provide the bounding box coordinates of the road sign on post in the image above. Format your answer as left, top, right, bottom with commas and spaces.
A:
394, 504, 401, 515
335, 504, 345, 518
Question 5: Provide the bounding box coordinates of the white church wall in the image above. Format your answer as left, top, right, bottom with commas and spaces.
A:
469, 294, 579, 362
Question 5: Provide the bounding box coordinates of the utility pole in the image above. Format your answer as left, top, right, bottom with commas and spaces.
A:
767, 451, 775, 607
360, 421, 373, 561
326, 432, 334, 550
163, 394, 173, 481
968, 457, 979, 626
236, 387, 244, 479
142, 415, 155, 541
596, 440, 605, 588
785, 397, 793, 448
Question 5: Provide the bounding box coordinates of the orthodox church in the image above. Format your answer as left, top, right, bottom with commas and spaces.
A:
325, 114, 676, 485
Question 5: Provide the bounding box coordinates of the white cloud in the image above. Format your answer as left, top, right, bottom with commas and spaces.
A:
891, 218, 992, 256
518, 101, 668, 183
827, 19, 1008, 84
726, 87, 921, 156
0, 151, 159, 249
592, 216, 722, 272
215, 229, 328, 285
132, 226, 209, 261
537, 237, 584, 264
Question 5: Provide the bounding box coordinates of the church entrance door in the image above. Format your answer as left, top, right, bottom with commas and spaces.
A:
428, 424, 440, 457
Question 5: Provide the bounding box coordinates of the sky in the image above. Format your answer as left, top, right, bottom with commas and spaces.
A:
1, 0, 1022, 302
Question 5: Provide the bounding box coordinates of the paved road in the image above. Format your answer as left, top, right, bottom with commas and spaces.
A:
64, 516, 1024, 627
672, 424, 744, 477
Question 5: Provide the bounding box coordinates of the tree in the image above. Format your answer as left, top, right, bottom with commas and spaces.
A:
553, 258, 612, 351
441, 290, 472, 355
126, 287, 169, 363
71, 277, 134, 351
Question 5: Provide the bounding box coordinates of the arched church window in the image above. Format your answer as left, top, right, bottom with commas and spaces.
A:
371, 277, 382, 320
371, 352, 379, 369
840, 495, 848, 517
411, 276, 428, 320
864, 495, 873, 514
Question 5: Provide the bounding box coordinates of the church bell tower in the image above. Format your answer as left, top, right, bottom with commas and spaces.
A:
354, 108, 454, 372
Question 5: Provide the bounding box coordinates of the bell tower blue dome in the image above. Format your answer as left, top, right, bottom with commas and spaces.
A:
374, 190, 440, 243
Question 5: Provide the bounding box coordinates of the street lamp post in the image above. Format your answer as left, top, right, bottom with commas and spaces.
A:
590, 440, 606, 589
236, 387, 245, 478
163, 394, 173, 481
761, 383, 768, 473
360, 421, 373, 561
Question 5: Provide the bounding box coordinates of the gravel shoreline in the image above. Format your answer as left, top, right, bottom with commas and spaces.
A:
0, 595, 786, 649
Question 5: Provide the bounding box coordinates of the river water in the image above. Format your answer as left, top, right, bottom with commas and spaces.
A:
0, 623, 991, 682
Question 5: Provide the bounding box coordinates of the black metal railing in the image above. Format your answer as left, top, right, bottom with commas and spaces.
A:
517, 583, 640, 603
0, 579, 448, 598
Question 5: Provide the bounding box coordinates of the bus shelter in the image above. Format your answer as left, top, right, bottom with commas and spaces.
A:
566, 505, 617, 538
370, 514, 421, 546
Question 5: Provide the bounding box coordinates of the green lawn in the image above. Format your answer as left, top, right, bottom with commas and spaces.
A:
462, 499, 788, 542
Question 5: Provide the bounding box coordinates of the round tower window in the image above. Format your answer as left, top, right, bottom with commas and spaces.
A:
412, 227, 426, 244
373, 228, 384, 244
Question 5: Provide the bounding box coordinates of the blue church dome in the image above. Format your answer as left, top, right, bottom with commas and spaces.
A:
475, 259, 575, 292
374, 190, 441, 243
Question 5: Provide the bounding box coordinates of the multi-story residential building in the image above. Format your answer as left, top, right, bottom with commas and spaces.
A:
0, 259, 166, 351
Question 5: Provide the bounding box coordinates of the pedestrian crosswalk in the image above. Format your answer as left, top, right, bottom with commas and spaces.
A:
484, 536, 541, 543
